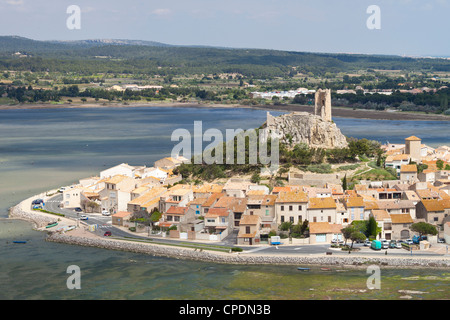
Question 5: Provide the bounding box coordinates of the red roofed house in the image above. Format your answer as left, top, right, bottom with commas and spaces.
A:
204, 207, 234, 236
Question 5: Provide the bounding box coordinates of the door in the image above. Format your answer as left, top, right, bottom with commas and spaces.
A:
316, 234, 326, 243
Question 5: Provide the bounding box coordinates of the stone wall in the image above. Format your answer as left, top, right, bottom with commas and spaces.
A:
46, 233, 450, 268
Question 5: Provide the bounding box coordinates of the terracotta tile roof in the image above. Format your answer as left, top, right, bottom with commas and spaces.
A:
263, 195, 277, 206
309, 222, 342, 234
214, 196, 238, 209
405, 136, 421, 141
421, 199, 446, 212
166, 206, 188, 215
345, 196, 365, 208
400, 164, 417, 173
308, 197, 337, 209
202, 192, 224, 207
237, 231, 257, 238
112, 211, 132, 218
205, 208, 231, 217
275, 191, 308, 203
371, 209, 390, 221
239, 214, 261, 225
128, 187, 167, 206
389, 213, 413, 224
188, 197, 208, 206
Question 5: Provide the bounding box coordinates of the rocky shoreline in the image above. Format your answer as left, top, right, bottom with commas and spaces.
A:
8, 192, 450, 270
46, 232, 450, 269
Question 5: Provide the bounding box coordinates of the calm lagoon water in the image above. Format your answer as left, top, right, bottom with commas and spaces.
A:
0, 106, 449, 300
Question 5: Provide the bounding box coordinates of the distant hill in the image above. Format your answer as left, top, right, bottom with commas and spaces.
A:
0, 36, 449, 76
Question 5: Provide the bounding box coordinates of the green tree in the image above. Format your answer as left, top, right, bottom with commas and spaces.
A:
341, 226, 355, 246
436, 160, 444, 170
367, 216, 378, 238
350, 230, 367, 249
342, 174, 347, 191
410, 222, 438, 237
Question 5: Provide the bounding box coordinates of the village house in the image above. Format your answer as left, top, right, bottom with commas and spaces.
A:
343, 196, 366, 223
112, 211, 133, 227
159, 206, 194, 232
307, 197, 338, 223
201, 192, 224, 216
400, 164, 418, 183
204, 207, 234, 236
154, 155, 189, 170
192, 183, 224, 199
390, 213, 414, 240
100, 163, 137, 179
99, 175, 137, 214
309, 222, 343, 244
371, 209, 392, 240
416, 199, 450, 227
275, 190, 309, 225
385, 154, 411, 175
237, 214, 262, 246
126, 186, 167, 216
159, 184, 193, 213
62, 186, 90, 209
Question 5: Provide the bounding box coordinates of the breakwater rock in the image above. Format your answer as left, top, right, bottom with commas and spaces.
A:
9, 203, 56, 229
46, 233, 450, 268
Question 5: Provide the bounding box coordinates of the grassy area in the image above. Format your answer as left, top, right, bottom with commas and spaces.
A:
119, 236, 239, 253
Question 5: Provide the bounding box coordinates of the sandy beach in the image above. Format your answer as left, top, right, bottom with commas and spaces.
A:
1, 101, 449, 121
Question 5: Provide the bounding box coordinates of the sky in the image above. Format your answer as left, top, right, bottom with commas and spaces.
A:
0, 0, 449, 57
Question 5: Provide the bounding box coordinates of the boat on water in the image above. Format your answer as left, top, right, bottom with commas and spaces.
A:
297, 267, 310, 271
320, 267, 332, 271
12, 241, 27, 244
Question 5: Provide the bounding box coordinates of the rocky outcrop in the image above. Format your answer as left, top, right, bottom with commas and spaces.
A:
263, 112, 348, 149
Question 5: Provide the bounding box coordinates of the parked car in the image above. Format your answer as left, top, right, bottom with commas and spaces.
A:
438, 238, 445, 243
104, 231, 112, 236
389, 240, 397, 249
371, 240, 381, 250
405, 239, 414, 245
32, 199, 44, 205
80, 215, 88, 220
382, 241, 389, 249
396, 242, 402, 249
102, 210, 111, 216
74, 207, 83, 213
364, 240, 371, 246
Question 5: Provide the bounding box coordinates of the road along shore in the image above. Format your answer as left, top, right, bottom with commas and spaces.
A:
45, 232, 450, 269
8, 193, 450, 269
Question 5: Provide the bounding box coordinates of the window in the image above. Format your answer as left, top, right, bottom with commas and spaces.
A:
265, 210, 269, 216
174, 216, 180, 222
298, 205, 302, 211
313, 217, 317, 222
222, 217, 226, 223
298, 215, 302, 222
360, 213, 364, 220
167, 216, 173, 221
289, 205, 293, 211
246, 226, 250, 233
290, 217, 294, 223
281, 205, 284, 211
281, 216, 285, 223
328, 216, 331, 222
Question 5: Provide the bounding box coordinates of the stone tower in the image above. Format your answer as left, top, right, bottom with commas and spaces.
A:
314, 89, 332, 122
405, 135, 422, 162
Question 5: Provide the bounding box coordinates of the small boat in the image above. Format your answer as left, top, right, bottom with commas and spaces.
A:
12, 241, 27, 244
297, 267, 310, 271
320, 267, 332, 271
46, 222, 58, 228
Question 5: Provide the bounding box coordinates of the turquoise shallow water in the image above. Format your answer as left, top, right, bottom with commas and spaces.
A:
0, 106, 449, 300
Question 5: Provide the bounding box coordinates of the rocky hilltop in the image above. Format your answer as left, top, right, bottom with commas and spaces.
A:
262, 111, 349, 149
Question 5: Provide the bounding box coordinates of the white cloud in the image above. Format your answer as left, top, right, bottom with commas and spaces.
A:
4, 0, 24, 5
151, 8, 171, 16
